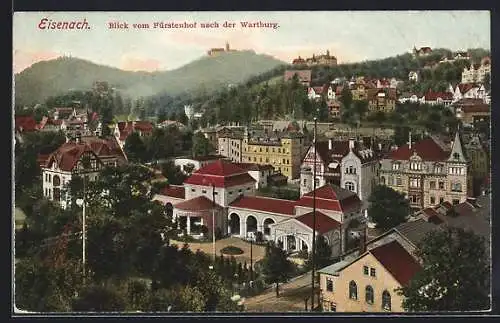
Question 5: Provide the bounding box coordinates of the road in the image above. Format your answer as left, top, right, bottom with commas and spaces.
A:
244, 271, 316, 312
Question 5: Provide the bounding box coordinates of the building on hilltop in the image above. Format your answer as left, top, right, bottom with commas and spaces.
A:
207, 42, 238, 57
379, 130, 471, 210
284, 69, 312, 87
412, 46, 433, 57
292, 50, 338, 67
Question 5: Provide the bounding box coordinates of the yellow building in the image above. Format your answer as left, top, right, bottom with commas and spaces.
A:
242, 124, 305, 180
319, 240, 421, 312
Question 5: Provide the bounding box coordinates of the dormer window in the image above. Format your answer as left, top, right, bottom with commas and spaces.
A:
453, 152, 460, 160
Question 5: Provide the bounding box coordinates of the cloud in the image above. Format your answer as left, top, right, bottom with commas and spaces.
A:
13, 50, 61, 73
120, 55, 162, 72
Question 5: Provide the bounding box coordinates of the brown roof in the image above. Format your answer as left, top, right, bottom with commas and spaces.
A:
15, 116, 38, 132
389, 138, 449, 161
175, 196, 223, 212
295, 211, 340, 234
461, 105, 490, 114
160, 185, 185, 199
284, 70, 312, 83
369, 241, 421, 286
230, 195, 296, 215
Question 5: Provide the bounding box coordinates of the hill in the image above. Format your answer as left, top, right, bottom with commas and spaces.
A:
14, 51, 286, 106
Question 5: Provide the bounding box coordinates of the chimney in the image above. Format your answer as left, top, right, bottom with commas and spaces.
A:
349, 138, 355, 151
328, 139, 333, 150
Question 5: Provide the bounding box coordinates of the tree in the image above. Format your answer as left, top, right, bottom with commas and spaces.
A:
157, 109, 168, 124
398, 226, 490, 311
305, 235, 332, 270
191, 132, 212, 158
368, 185, 410, 230
339, 87, 353, 110
160, 161, 187, 185
124, 132, 147, 163
72, 285, 127, 311
261, 242, 294, 297
126, 279, 150, 311
150, 285, 206, 312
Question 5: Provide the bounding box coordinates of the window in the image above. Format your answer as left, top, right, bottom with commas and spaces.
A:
439, 197, 444, 204
247, 187, 251, 191
346, 165, 356, 174
429, 181, 436, 189
202, 189, 207, 194
191, 188, 196, 192
266, 148, 268, 152
287, 159, 290, 165
330, 303, 337, 312
253, 157, 257, 162
410, 178, 421, 188
365, 285, 374, 305
410, 162, 421, 171
382, 290, 391, 311
439, 181, 445, 189
345, 181, 356, 192
303, 179, 307, 185
434, 165, 442, 173
238, 189, 242, 193
453, 152, 460, 160
278, 148, 281, 153
388, 176, 394, 186
314, 178, 319, 187
326, 278, 334, 292
229, 191, 233, 195
266, 158, 269, 163
283, 158, 286, 164
453, 199, 460, 205
214, 192, 218, 195
363, 266, 369, 275
451, 182, 462, 192
370, 268, 376, 277
396, 177, 402, 186
259, 148, 262, 152
392, 163, 400, 170
410, 195, 419, 204
430, 196, 436, 205
349, 281, 358, 300
380, 176, 386, 185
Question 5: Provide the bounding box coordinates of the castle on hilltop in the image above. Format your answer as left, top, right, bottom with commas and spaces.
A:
292, 50, 338, 67
207, 42, 238, 57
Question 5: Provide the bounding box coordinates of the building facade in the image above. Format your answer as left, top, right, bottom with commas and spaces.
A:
379, 132, 471, 210
217, 127, 245, 162
367, 89, 397, 113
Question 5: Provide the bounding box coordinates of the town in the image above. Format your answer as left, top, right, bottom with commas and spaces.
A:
14, 45, 491, 313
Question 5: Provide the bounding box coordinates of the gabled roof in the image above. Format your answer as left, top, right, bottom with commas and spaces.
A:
369, 241, 421, 286
393, 219, 439, 247
184, 160, 256, 188
295, 211, 340, 234
296, 185, 361, 213
229, 195, 296, 215
424, 90, 453, 101
174, 196, 223, 212
388, 138, 450, 161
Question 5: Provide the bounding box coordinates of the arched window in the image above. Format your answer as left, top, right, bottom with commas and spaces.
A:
365, 285, 374, 304
382, 290, 391, 311
53, 175, 61, 186
349, 281, 358, 300
345, 181, 355, 192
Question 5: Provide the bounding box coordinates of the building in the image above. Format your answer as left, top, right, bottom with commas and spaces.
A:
319, 239, 421, 312
300, 138, 380, 205
422, 90, 453, 106
351, 78, 376, 101
292, 51, 337, 67
449, 84, 488, 104
461, 56, 491, 84
157, 120, 186, 130
207, 42, 237, 57
463, 135, 490, 196
40, 135, 128, 209
174, 155, 228, 175
234, 163, 275, 189
153, 160, 363, 255
367, 89, 397, 113
15, 115, 38, 133
453, 99, 490, 126
113, 121, 154, 148
217, 127, 245, 162
292, 56, 306, 65
408, 71, 419, 82
242, 124, 306, 180
284, 70, 312, 87
379, 131, 471, 210
412, 46, 432, 57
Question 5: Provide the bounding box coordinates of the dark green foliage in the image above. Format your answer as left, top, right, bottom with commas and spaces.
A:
72, 285, 127, 311
368, 185, 410, 230
220, 246, 244, 255
261, 242, 295, 297
398, 227, 490, 311
305, 235, 333, 270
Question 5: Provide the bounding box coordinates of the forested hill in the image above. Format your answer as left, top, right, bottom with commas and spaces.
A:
14, 50, 286, 106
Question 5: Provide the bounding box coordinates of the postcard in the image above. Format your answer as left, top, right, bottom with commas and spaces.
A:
13, 11, 491, 314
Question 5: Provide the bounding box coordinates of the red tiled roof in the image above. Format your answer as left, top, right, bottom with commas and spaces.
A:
37, 154, 51, 168
335, 86, 344, 95
175, 196, 223, 212
296, 185, 361, 213
134, 121, 153, 132
15, 116, 38, 132
455, 97, 484, 106
424, 90, 453, 101
229, 195, 296, 215
457, 83, 475, 94
184, 161, 255, 188
312, 86, 325, 94
389, 138, 449, 161
370, 241, 421, 286
160, 185, 185, 199
295, 211, 340, 234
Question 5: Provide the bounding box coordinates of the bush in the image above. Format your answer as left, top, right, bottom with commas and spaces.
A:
220, 245, 244, 255
297, 249, 309, 259
255, 231, 264, 243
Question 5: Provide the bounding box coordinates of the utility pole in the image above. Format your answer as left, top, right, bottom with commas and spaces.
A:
212, 183, 216, 263
311, 116, 318, 311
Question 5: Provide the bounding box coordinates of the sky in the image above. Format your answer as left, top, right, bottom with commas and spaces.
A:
13, 11, 490, 74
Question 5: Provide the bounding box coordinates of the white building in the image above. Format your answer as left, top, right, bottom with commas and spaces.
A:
408, 71, 419, 82
234, 163, 274, 189
217, 127, 245, 163
461, 57, 491, 84
41, 135, 127, 209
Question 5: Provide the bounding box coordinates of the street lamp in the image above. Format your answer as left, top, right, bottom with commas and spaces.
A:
311, 116, 318, 311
